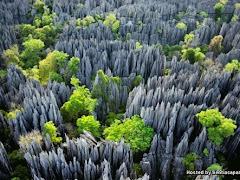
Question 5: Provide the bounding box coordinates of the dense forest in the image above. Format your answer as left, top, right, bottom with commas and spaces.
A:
1, 0, 240, 179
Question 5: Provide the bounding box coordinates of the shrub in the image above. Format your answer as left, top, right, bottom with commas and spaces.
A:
132, 75, 142, 87
33, 0, 45, 14
196, 109, 237, 145
106, 112, 123, 126
137, 21, 143, 26
42, 121, 62, 143
49, 72, 63, 83
76, 16, 96, 28
61, 78, 97, 122
200, 11, 208, 18
2, 45, 20, 66
214, 2, 224, 19
68, 57, 80, 75
164, 44, 183, 61
33, 25, 56, 47
203, 148, 209, 156
224, 59, 240, 73
18, 24, 36, 38
22, 66, 40, 81
176, 22, 187, 31
165, 68, 170, 76
157, 29, 162, 35
231, 15, 239, 22
182, 48, 205, 64
183, 153, 198, 170
95, 14, 104, 22
209, 35, 223, 56
235, 3, 240, 9
7, 109, 21, 119
77, 3, 83, 8
104, 13, 120, 34
125, 33, 130, 41
207, 163, 222, 171
103, 115, 154, 152
39, 50, 69, 82
76, 115, 100, 137
0, 70, 6, 78
199, 44, 209, 54
133, 163, 144, 177
136, 42, 143, 50
184, 34, 195, 49
20, 38, 45, 68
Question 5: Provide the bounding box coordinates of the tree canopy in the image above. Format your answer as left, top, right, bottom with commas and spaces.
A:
76, 115, 100, 137
196, 109, 237, 145
103, 115, 154, 152
42, 121, 62, 144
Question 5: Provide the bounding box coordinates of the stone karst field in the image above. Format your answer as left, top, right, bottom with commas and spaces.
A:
0, 0, 240, 179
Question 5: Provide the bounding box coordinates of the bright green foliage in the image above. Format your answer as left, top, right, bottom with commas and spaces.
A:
33, 25, 56, 47
103, 115, 154, 152
49, 72, 63, 83
224, 59, 240, 73
214, 2, 224, 19
104, 13, 120, 34
176, 22, 187, 31
183, 153, 198, 170
207, 163, 222, 171
41, 8, 57, 26
61, 78, 97, 122
136, 42, 143, 50
9, 150, 30, 180
7, 109, 21, 119
165, 68, 170, 76
133, 163, 144, 177
203, 148, 209, 156
182, 48, 205, 64
137, 21, 143, 26
20, 38, 45, 68
200, 11, 208, 18
106, 112, 123, 126
231, 15, 239, 22
2, 45, 20, 66
125, 33, 130, 41
77, 3, 84, 8
196, 109, 237, 145
42, 121, 62, 143
164, 44, 183, 61
33, 0, 45, 14
68, 57, 80, 75
196, 21, 202, 29
183, 34, 195, 49
0, 70, 6, 78
235, 3, 240, 8
209, 35, 223, 56
132, 75, 142, 87
76, 16, 96, 28
157, 29, 162, 35
18, 24, 36, 39
76, 115, 100, 137
220, 0, 228, 5
94, 14, 104, 22
70, 77, 80, 86
22, 66, 40, 81
39, 50, 69, 82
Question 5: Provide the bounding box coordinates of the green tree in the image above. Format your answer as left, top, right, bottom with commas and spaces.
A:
49, 72, 63, 83
209, 35, 223, 56
176, 22, 187, 31
183, 34, 195, 49
105, 112, 123, 126
33, 0, 45, 14
136, 42, 143, 50
61, 78, 97, 122
183, 153, 198, 170
164, 44, 183, 61
182, 48, 205, 64
2, 45, 20, 66
68, 57, 80, 75
18, 24, 36, 39
224, 59, 240, 73
20, 38, 45, 68
76, 16, 96, 28
33, 25, 56, 47
200, 11, 208, 18
103, 115, 154, 152
196, 109, 237, 145
137, 21, 143, 26
76, 115, 100, 137
39, 50, 69, 82
42, 121, 62, 143
104, 13, 120, 34
132, 75, 142, 87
